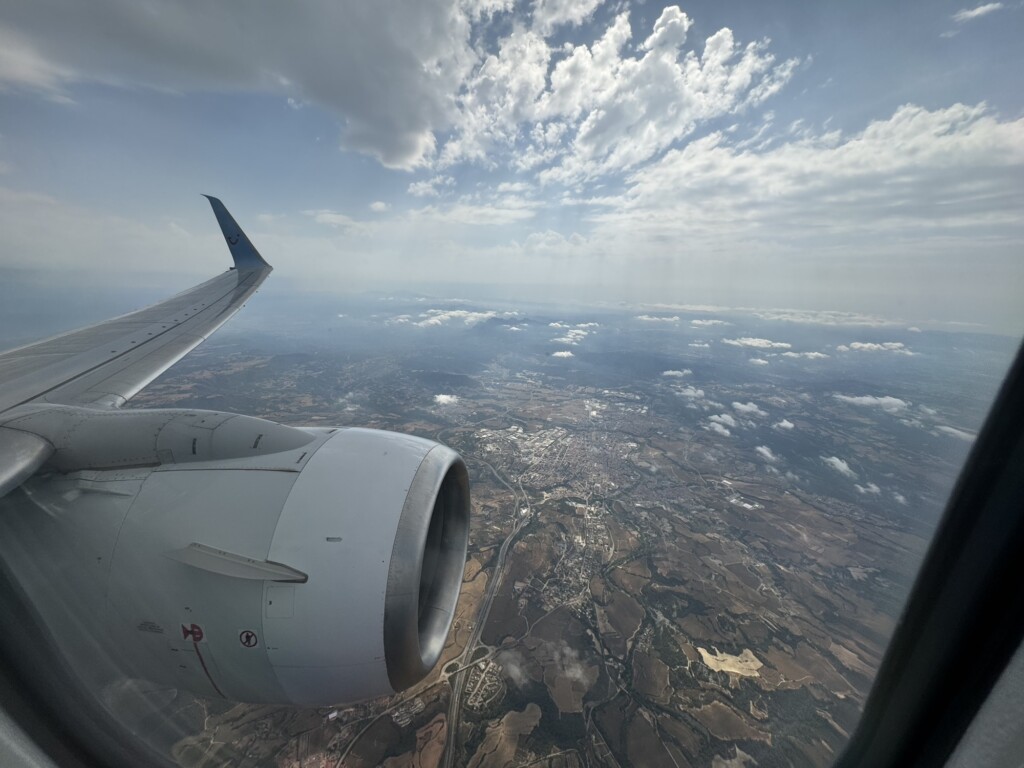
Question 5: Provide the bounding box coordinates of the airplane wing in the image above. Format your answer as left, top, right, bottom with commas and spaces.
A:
0, 196, 271, 413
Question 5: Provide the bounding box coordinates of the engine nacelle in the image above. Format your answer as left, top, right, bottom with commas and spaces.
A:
0, 409, 470, 706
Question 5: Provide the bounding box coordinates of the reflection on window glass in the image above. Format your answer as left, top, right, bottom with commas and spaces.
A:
0, 1, 1021, 767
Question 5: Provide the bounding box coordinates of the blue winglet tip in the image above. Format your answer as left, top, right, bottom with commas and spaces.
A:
203, 195, 270, 270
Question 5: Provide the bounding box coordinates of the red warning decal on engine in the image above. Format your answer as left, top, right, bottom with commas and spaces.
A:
181, 623, 205, 642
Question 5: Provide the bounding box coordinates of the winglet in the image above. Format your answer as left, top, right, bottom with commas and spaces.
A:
203, 195, 271, 270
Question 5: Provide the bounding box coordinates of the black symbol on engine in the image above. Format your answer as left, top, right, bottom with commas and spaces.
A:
239, 630, 258, 648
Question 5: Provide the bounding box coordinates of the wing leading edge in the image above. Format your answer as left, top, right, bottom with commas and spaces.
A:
0, 197, 272, 412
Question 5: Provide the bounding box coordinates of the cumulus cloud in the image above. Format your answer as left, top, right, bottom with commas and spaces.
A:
677, 386, 705, 399
552, 350, 574, 357
749, 358, 769, 366
442, 6, 798, 180
755, 445, 778, 462
833, 394, 910, 413
822, 456, 857, 479
434, 394, 459, 405
774, 419, 794, 430
710, 413, 738, 428
856, 482, 881, 495
415, 309, 512, 327
705, 421, 731, 437
532, 0, 605, 35
893, 492, 908, 505
733, 401, 768, 417
837, 342, 915, 355
723, 337, 792, 349
661, 369, 691, 377
636, 315, 679, 323
551, 328, 590, 344
936, 425, 975, 441
782, 351, 829, 359
690, 319, 730, 327
689, 342, 711, 349
369, 201, 390, 212
408, 175, 456, 197
496, 649, 529, 687
952, 3, 1004, 23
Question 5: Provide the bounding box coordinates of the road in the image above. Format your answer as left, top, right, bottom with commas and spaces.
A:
440, 456, 531, 768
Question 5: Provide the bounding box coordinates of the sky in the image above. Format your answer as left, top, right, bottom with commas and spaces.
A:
0, 0, 1022, 333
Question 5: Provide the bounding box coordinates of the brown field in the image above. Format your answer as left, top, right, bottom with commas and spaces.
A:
691, 701, 771, 744
467, 703, 542, 768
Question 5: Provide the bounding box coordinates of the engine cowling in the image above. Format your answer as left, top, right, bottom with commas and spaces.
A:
0, 409, 470, 706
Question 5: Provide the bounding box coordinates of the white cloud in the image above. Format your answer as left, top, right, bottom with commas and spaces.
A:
434, 394, 459, 405
837, 342, 915, 355
773, 419, 794, 430
822, 456, 857, 479
412, 198, 539, 226
893, 492, 908, 505
552, 350, 574, 358
710, 413, 738, 428
551, 328, 590, 344
0, 3, 485, 169
415, 308, 513, 327
0, 26, 74, 99
755, 445, 778, 462
589, 104, 1024, 312
369, 201, 390, 212
636, 315, 679, 322
441, 6, 797, 180
750, 309, 902, 327
677, 386, 705, 399
690, 319, 730, 327
782, 351, 829, 359
952, 3, 1004, 23
856, 482, 881, 495
749, 358, 769, 366
705, 421, 731, 437
936, 425, 976, 442
723, 337, 792, 349
304, 209, 364, 232
689, 342, 711, 349
532, 0, 605, 36
733, 401, 767, 417
661, 369, 691, 377
408, 175, 455, 198
833, 394, 909, 414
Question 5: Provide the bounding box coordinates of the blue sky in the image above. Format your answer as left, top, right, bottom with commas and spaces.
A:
0, 0, 1022, 332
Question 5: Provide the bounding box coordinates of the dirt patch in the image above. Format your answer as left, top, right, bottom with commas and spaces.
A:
381, 714, 447, 768
698, 647, 763, 677
626, 710, 677, 768
597, 590, 644, 657
691, 701, 771, 744
467, 703, 542, 768
632, 651, 671, 705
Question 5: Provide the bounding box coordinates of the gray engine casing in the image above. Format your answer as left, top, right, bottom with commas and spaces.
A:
0, 409, 470, 706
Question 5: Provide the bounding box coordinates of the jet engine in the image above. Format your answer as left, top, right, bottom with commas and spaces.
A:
0, 406, 470, 706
